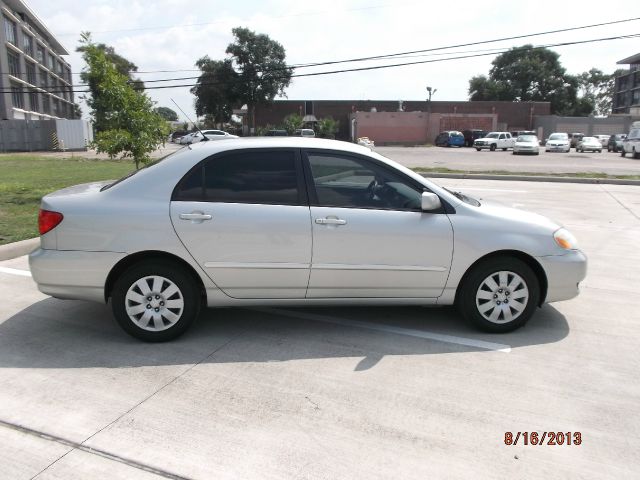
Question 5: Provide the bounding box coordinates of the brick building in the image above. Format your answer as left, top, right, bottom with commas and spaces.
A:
254, 100, 550, 141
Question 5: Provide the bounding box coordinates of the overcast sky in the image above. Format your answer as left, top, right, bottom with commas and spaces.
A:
28, 0, 640, 121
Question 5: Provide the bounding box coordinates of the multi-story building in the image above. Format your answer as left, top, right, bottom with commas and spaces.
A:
0, 0, 74, 120
612, 53, 640, 115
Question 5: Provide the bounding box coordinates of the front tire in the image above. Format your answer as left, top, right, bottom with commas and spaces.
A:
457, 257, 540, 333
621, 149, 626, 157
476, 148, 481, 151
111, 260, 201, 342
490, 144, 496, 151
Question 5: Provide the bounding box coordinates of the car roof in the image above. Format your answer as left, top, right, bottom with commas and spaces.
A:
185, 136, 373, 155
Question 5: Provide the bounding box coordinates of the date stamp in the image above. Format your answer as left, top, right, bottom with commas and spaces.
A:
504, 432, 582, 446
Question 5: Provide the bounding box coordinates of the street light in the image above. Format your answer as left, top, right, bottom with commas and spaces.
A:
426, 86, 437, 114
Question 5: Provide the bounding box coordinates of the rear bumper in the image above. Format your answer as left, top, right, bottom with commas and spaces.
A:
29, 248, 126, 303
537, 249, 587, 303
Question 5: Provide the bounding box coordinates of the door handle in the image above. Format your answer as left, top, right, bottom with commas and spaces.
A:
315, 217, 347, 225
179, 212, 212, 221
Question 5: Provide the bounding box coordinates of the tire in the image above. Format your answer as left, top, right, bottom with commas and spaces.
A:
634, 149, 640, 160
621, 149, 626, 157
457, 256, 540, 333
502, 148, 507, 151
111, 260, 201, 342
535, 152, 539, 155
476, 148, 481, 152
490, 144, 496, 151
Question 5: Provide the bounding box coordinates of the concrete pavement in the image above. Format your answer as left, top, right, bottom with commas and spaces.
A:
0, 180, 638, 479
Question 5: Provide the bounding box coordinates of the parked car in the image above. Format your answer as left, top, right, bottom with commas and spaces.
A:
435, 130, 465, 147
29, 138, 587, 341
621, 121, 640, 159
474, 132, 515, 151
294, 129, 316, 138
607, 134, 626, 152
357, 137, 374, 149
576, 137, 602, 153
513, 135, 540, 155
462, 129, 488, 147
264, 129, 288, 136
594, 135, 610, 147
188, 130, 239, 143
568, 133, 584, 149
179, 132, 198, 145
170, 131, 188, 143
510, 130, 536, 139
545, 133, 570, 153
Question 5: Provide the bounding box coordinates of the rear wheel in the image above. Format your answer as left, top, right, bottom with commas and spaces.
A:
111, 260, 200, 341
457, 257, 540, 333
476, 148, 481, 151
621, 149, 626, 157
634, 148, 640, 159
502, 148, 507, 151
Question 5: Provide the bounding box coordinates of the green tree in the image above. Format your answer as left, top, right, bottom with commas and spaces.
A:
154, 106, 179, 121
283, 113, 303, 135
191, 56, 238, 125
577, 68, 627, 116
468, 45, 580, 114
317, 117, 339, 139
77, 38, 145, 91
226, 27, 292, 133
79, 32, 168, 169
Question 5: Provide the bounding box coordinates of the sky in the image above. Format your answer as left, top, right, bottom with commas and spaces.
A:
26, 0, 640, 122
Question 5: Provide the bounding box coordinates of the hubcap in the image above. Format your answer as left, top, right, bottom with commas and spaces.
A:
125, 275, 184, 331
475, 271, 529, 324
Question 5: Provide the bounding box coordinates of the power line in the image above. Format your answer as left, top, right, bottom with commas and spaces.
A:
2, 33, 637, 95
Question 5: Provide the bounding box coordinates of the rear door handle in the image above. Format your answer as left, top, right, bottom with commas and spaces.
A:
315, 217, 347, 225
179, 212, 212, 221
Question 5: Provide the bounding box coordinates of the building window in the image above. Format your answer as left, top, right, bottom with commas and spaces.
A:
29, 90, 38, 112
52, 98, 59, 116
11, 83, 24, 109
42, 94, 50, 114
23, 33, 33, 57
4, 16, 16, 45
633, 90, 640, 106
7, 50, 20, 76
47, 52, 54, 70
57, 60, 63, 75
40, 68, 48, 87
26, 62, 36, 85
36, 44, 44, 63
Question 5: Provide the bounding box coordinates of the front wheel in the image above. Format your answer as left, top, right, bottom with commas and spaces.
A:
476, 148, 481, 151
621, 149, 626, 157
490, 144, 496, 151
111, 260, 201, 341
457, 257, 540, 333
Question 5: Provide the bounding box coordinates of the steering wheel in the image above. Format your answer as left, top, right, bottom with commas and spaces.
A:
366, 179, 379, 199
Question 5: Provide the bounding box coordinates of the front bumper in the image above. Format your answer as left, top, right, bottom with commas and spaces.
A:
546, 144, 569, 152
29, 248, 126, 303
537, 249, 587, 303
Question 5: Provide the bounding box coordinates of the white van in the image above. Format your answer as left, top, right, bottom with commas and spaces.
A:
621, 121, 640, 159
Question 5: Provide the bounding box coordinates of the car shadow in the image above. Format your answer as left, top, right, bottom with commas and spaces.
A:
0, 298, 570, 371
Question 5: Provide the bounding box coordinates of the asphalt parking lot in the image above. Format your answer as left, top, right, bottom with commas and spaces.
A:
0, 179, 639, 479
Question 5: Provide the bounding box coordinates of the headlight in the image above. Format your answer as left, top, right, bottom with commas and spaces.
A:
554, 228, 578, 250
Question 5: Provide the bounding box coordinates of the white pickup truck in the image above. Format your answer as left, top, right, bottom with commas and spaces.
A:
474, 132, 515, 151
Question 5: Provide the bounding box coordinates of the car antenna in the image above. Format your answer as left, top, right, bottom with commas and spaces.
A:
171, 98, 208, 144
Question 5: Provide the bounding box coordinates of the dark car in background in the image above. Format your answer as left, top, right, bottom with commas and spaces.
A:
607, 134, 627, 152
569, 133, 584, 149
462, 129, 488, 147
264, 129, 288, 136
435, 130, 465, 147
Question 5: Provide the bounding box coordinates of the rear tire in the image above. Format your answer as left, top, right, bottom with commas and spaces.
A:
634, 148, 640, 159
621, 150, 626, 157
476, 148, 481, 152
457, 257, 540, 333
111, 260, 200, 342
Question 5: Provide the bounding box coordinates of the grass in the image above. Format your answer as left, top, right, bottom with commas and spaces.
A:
412, 167, 640, 180
0, 155, 134, 245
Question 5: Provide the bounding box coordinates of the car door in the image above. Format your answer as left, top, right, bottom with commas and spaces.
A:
303, 150, 454, 298
170, 149, 312, 299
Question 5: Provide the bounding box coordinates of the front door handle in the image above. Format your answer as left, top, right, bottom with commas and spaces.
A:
315, 217, 347, 225
179, 212, 212, 221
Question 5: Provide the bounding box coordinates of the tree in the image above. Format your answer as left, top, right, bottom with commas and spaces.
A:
191, 56, 238, 125
154, 106, 179, 121
79, 32, 168, 169
468, 45, 580, 114
226, 27, 292, 133
282, 113, 303, 135
577, 68, 627, 116
77, 37, 145, 92
317, 117, 339, 139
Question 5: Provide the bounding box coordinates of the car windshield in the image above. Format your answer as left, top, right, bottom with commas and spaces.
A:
517, 135, 537, 142
485, 133, 499, 139
549, 134, 567, 140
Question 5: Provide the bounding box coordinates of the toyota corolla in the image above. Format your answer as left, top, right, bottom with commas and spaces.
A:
29, 138, 587, 341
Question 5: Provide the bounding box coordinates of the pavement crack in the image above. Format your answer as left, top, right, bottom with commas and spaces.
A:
599, 184, 640, 222
27, 330, 247, 479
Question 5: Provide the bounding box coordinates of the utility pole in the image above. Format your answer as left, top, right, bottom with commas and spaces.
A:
426, 86, 437, 114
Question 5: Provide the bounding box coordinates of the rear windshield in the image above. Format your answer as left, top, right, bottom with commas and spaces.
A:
100, 153, 174, 191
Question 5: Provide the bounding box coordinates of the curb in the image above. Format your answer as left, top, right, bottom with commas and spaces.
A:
419, 173, 640, 186
0, 238, 39, 262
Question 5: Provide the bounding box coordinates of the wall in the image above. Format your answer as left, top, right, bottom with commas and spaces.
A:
0, 119, 90, 151
533, 115, 639, 140
351, 112, 497, 145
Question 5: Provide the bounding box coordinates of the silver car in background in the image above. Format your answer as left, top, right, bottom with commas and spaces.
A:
576, 137, 602, 153
29, 138, 587, 341
512, 135, 540, 155
545, 133, 570, 153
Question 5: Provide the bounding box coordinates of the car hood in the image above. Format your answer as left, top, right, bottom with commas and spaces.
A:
475, 199, 561, 232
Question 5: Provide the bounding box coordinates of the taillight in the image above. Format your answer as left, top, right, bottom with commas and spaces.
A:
38, 209, 64, 235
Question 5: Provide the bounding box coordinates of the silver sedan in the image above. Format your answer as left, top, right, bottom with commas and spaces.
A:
29, 138, 587, 341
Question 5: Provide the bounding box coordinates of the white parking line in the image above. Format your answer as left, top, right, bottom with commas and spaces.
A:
254, 307, 511, 353
455, 188, 527, 193
0, 266, 32, 277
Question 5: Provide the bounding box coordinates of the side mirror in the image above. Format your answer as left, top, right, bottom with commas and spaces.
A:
421, 192, 442, 211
